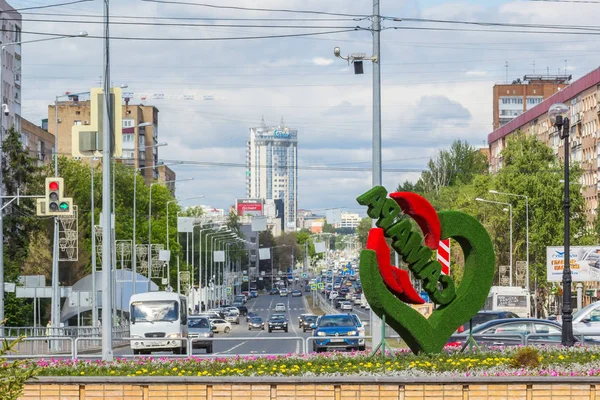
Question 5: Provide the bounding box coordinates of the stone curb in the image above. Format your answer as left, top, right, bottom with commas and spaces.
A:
30, 375, 600, 384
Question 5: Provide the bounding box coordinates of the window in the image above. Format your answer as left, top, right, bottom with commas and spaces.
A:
123, 134, 133, 143
75, 111, 81, 115
74, 120, 82, 126
122, 119, 134, 128
534, 324, 560, 334
483, 322, 531, 335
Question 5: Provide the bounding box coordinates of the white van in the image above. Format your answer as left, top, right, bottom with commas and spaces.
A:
129, 291, 189, 355
482, 286, 530, 317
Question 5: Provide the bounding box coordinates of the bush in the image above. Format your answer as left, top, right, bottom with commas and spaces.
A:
0, 335, 39, 400
510, 347, 541, 369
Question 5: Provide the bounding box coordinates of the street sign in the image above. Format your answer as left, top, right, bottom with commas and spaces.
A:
348, 269, 355, 276
243, 276, 249, 282
226, 287, 232, 294
302, 273, 307, 279
310, 284, 317, 291
317, 283, 324, 289
327, 271, 332, 276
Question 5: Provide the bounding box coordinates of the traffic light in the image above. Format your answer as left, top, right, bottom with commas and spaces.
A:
39, 177, 73, 216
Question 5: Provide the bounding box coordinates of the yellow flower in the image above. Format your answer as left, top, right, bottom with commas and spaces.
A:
172, 367, 178, 371
80, 371, 85, 375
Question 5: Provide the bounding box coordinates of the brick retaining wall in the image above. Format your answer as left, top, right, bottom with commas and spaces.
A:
17, 376, 600, 399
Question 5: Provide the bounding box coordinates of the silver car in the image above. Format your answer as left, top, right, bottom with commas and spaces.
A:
188, 316, 214, 353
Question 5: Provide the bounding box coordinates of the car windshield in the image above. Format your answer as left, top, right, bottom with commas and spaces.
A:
227, 312, 238, 316
251, 317, 263, 323
188, 318, 210, 329
318, 315, 355, 327
131, 300, 179, 322
573, 302, 600, 320
305, 316, 317, 322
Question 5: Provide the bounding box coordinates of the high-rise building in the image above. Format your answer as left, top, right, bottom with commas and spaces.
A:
488, 66, 600, 221
0, 1, 22, 135
246, 119, 298, 231
493, 75, 571, 130
48, 97, 175, 185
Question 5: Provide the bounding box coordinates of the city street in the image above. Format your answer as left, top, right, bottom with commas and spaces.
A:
106, 292, 314, 358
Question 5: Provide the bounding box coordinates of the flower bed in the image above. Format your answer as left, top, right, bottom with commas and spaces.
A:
19, 346, 600, 378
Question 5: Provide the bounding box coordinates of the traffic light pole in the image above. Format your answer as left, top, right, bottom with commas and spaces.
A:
101, 0, 113, 362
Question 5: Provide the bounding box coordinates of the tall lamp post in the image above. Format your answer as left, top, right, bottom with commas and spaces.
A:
475, 198, 513, 286
549, 102, 574, 346
130, 143, 168, 295
490, 190, 532, 315
147, 177, 193, 291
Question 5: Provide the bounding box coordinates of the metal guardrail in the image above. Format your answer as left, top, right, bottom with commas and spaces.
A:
74, 337, 191, 359
191, 336, 307, 355
1, 336, 74, 359
2, 325, 130, 338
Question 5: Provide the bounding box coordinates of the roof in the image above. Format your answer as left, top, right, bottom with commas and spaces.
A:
488, 66, 600, 144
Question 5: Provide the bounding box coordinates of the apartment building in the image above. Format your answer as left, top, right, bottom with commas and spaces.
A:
488, 67, 600, 220
21, 118, 55, 166
493, 75, 571, 130
48, 97, 175, 185
0, 1, 22, 135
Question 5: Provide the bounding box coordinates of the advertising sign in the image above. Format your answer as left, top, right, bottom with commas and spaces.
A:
236, 198, 263, 216
546, 246, 600, 282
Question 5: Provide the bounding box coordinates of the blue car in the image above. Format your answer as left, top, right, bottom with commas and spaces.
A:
312, 314, 360, 353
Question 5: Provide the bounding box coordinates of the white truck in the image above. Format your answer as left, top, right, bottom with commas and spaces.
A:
482, 286, 530, 317
129, 292, 189, 355
360, 293, 370, 309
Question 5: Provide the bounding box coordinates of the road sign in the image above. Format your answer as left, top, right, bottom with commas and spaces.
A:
302, 273, 307, 279
226, 287, 232, 294
317, 283, 324, 289
348, 269, 355, 276
310, 284, 317, 291
437, 238, 450, 275
242, 276, 249, 282
327, 270, 332, 276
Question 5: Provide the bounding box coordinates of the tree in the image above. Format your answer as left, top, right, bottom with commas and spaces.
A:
180, 206, 204, 218
356, 217, 371, 250
1, 127, 43, 325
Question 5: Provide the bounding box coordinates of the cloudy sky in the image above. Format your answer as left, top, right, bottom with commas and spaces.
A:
13, 0, 600, 215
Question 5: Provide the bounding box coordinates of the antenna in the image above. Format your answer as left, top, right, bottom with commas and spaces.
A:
547, 66, 550, 76
505, 61, 509, 84
565, 59, 568, 73
531, 60, 536, 74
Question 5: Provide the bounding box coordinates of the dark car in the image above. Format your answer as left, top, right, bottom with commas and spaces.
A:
456, 311, 520, 333
312, 314, 359, 353
269, 288, 279, 295
246, 311, 258, 322
248, 317, 265, 331
304, 285, 311, 292
235, 305, 248, 316
448, 318, 565, 348
250, 290, 258, 298
268, 315, 288, 333
334, 296, 347, 309
299, 314, 318, 332
188, 316, 214, 353
291, 290, 302, 297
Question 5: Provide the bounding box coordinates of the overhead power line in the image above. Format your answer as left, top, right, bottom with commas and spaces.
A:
1, 0, 94, 12
395, 17, 600, 32
140, 0, 370, 18
11, 28, 360, 41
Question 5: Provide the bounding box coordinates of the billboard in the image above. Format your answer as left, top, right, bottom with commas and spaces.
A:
237, 198, 263, 216
546, 246, 600, 282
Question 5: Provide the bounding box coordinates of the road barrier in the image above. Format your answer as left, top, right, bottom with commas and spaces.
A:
74, 337, 191, 359
2, 336, 74, 359
190, 336, 306, 355
306, 335, 372, 353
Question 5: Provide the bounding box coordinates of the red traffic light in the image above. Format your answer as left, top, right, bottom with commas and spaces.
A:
49, 181, 59, 191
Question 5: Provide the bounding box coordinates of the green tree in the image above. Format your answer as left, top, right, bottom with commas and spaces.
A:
356, 217, 371, 250
180, 205, 204, 218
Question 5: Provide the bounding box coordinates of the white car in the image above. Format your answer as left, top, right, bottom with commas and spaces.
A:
329, 291, 338, 300
353, 296, 361, 305
210, 318, 232, 333
274, 303, 286, 312
340, 301, 353, 311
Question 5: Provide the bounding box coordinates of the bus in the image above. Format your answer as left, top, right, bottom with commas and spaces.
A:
129, 292, 188, 355
482, 286, 530, 317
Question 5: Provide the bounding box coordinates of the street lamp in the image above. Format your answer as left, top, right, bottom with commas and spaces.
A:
147, 177, 193, 291
490, 190, 532, 313
130, 146, 170, 295
0, 31, 89, 335
549, 102, 575, 346
475, 198, 513, 286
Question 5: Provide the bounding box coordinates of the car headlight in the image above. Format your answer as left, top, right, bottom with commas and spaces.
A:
317, 331, 326, 337
131, 334, 143, 339
283, 322, 287, 326
202, 332, 212, 337
166, 333, 180, 338
347, 331, 357, 336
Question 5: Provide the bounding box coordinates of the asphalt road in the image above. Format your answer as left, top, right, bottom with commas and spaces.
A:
108, 292, 314, 358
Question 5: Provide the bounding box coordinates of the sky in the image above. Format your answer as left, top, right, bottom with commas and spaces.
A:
12, 0, 600, 217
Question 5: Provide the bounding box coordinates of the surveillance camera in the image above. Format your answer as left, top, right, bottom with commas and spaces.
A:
334, 47, 341, 57
2, 104, 8, 117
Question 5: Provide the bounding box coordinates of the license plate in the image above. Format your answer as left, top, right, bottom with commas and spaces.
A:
331, 338, 344, 343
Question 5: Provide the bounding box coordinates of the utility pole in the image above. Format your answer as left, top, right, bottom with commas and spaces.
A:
101, 0, 113, 361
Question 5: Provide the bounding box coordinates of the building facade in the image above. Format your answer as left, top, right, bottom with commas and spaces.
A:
246, 120, 298, 232
336, 212, 361, 229
493, 75, 571, 130
0, 2, 22, 135
48, 98, 168, 185
21, 118, 55, 166
488, 67, 600, 220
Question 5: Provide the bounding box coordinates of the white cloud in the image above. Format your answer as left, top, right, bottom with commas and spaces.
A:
311, 57, 334, 66
466, 70, 488, 77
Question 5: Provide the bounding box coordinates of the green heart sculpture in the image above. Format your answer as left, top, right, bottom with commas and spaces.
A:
357, 187, 495, 354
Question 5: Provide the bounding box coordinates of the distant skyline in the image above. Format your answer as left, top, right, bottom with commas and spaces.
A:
14, 0, 599, 213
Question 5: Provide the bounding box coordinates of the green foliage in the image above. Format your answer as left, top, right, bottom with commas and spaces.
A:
356, 217, 371, 250
359, 210, 495, 354
179, 205, 203, 218
510, 347, 541, 369
0, 335, 39, 399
